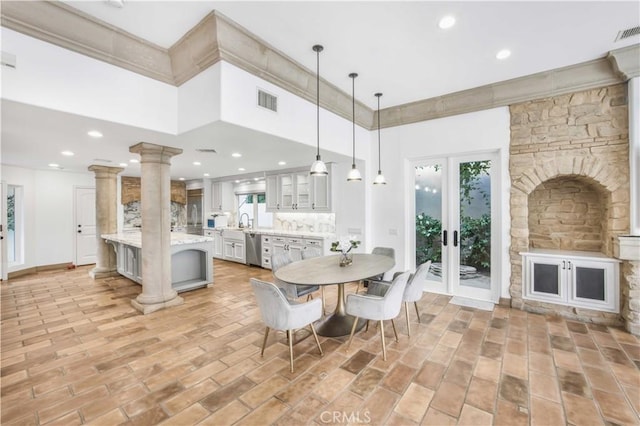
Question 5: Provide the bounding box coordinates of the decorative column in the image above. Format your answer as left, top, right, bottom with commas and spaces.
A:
129, 142, 183, 314
88, 165, 124, 279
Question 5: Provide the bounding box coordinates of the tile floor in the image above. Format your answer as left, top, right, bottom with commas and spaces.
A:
1, 260, 639, 425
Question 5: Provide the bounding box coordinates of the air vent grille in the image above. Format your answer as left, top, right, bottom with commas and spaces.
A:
615, 26, 640, 41
92, 158, 112, 163
196, 149, 217, 153
258, 89, 278, 112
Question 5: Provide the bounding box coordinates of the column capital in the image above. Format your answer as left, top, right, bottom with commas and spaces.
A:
88, 165, 125, 176
129, 142, 182, 165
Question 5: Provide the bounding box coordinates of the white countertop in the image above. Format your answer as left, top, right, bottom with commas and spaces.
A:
203, 227, 336, 239
102, 231, 213, 248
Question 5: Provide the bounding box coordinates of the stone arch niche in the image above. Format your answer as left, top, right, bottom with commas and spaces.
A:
509, 84, 630, 326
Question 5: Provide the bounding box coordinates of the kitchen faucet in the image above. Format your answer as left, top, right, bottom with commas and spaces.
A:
239, 213, 251, 228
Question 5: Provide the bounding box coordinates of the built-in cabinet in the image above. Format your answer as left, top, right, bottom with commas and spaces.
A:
521, 249, 620, 313
261, 234, 324, 269
265, 165, 332, 212
210, 181, 234, 212
204, 229, 224, 259
222, 229, 246, 264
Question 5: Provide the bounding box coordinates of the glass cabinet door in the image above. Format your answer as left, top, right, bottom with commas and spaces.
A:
295, 172, 310, 209
280, 175, 294, 209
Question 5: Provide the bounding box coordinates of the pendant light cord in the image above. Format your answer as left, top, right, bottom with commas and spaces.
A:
377, 94, 382, 173
352, 76, 356, 165
316, 48, 320, 159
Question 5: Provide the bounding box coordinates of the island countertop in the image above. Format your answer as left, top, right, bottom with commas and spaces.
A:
102, 231, 213, 248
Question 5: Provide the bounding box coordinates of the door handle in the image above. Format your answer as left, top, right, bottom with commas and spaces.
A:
443, 230, 448, 246
312, 203, 315, 209
77, 230, 82, 233
453, 231, 458, 247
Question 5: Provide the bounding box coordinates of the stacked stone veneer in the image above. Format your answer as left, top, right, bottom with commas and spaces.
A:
509, 83, 630, 325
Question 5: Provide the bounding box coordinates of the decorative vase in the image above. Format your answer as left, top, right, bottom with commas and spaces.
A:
339, 252, 353, 267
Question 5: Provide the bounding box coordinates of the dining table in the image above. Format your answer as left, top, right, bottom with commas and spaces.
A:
274, 253, 395, 337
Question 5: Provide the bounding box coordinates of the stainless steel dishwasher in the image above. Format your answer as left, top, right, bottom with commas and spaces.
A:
245, 231, 262, 266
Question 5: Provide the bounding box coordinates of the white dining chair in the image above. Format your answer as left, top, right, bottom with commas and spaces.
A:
345, 271, 410, 361
271, 252, 319, 300
368, 261, 432, 337
358, 246, 396, 293
250, 278, 323, 373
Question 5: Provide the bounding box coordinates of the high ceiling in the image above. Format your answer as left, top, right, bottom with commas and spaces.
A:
2, 1, 639, 179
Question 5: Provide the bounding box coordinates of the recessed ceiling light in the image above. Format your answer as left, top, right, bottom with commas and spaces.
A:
129, 159, 139, 163
203, 173, 210, 177
238, 167, 246, 171
254, 177, 260, 181
87, 130, 103, 138
119, 163, 128, 167
232, 153, 242, 158
193, 161, 201, 166
278, 161, 286, 166
61, 150, 74, 156
235, 180, 240, 183
179, 177, 185, 181
48, 163, 59, 168
496, 49, 511, 60
439, 15, 456, 29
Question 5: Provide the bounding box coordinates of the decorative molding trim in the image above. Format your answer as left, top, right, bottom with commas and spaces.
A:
2, 2, 637, 131
607, 44, 640, 80
1, 1, 174, 84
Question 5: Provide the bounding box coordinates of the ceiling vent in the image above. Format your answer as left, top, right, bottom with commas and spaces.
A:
257, 89, 278, 112
615, 26, 640, 41
196, 148, 217, 153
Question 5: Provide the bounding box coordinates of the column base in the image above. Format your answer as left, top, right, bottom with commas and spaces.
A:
89, 267, 120, 279
131, 295, 184, 315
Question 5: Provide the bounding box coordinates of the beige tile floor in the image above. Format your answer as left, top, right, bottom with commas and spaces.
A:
1, 260, 639, 425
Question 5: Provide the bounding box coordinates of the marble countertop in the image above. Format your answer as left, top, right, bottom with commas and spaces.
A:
202, 227, 336, 239
102, 231, 213, 248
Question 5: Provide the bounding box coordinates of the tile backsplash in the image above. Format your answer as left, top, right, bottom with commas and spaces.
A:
273, 212, 335, 234
123, 201, 186, 228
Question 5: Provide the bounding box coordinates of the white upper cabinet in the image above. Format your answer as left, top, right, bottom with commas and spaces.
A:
211, 181, 234, 212
265, 165, 332, 212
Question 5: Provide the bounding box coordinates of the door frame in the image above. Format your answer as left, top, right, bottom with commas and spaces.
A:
406, 150, 502, 303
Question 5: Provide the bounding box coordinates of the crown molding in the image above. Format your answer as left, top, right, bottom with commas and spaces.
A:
2, 2, 635, 132
1, 1, 174, 84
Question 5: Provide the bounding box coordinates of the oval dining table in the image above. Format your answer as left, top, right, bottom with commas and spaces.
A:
274, 253, 395, 337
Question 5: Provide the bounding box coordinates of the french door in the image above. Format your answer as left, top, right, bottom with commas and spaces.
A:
413, 152, 498, 303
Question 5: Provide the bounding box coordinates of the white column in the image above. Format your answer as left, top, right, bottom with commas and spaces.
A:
88, 165, 123, 279
129, 142, 183, 314
628, 77, 639, 236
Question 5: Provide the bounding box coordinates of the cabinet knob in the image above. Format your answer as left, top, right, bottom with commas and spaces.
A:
312, 203, 315, 209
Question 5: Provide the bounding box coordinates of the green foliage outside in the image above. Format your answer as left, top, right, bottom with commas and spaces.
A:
7, 194, 15, 231
415, 161, 491, 271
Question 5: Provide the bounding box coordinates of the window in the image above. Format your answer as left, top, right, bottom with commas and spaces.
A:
7, 185, 24, 266
238, 193, 273, 228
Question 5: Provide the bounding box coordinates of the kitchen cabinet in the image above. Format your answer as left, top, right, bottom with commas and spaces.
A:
204, 229, 224, 259
261, 234, 325, 269
211, 181, 234, 212
265, 165, 332, 212
222, 230, 245, 263
521, 249, 620, 313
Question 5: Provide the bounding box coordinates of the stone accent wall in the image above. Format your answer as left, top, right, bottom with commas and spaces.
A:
509, 83, 630, 325
121, 176, 187, 205
528, 177, 606, 251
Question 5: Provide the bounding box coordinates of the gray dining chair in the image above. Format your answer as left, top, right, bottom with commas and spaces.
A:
358, 246, 396, 293
368, 261, 432, 337
301, 247, 326, 314
250, 278, 323, 372
345, 271, 410, 360
271, 252, 319, 300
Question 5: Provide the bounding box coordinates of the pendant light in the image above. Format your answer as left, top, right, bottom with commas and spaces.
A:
346, 72, 362, 181
310, 45, 328, 176
373, 92, 387, 185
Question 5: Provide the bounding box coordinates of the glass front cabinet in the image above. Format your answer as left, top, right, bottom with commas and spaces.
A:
521, 249, 620, 313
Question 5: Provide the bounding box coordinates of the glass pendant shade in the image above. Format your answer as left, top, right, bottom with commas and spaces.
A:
373, 170, 386, 185
310, 45, 328, 176
347, 164, 362, 181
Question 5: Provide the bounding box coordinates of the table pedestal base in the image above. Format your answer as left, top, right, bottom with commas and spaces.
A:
316, 314, 366, 337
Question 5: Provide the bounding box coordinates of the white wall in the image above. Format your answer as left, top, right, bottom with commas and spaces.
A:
1, 28, 178, 134
177, 64, 222, 134
2, 165, 94, 271
369, 107, 512, 298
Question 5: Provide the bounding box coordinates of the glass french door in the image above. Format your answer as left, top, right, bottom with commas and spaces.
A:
413, 153, 498, 302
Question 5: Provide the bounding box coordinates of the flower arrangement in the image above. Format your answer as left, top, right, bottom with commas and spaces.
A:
330, 237, 360, 266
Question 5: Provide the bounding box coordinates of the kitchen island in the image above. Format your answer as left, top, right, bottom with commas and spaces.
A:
102, 231, 214, 293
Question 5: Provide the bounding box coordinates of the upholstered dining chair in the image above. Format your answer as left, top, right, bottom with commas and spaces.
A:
250, 278, 323, 372
271, 252, 319, 301
301, 247, 326, 314
345, 271, 410, 360
358, 246, 396, 293
368, 261, 432, 337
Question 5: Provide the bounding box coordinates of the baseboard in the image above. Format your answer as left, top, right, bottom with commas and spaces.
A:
7, 262, 75, 279
498, 297, 511, 307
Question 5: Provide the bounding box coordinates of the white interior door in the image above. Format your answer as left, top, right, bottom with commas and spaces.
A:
413, 152, 498, 303
75, 187, 96, 266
